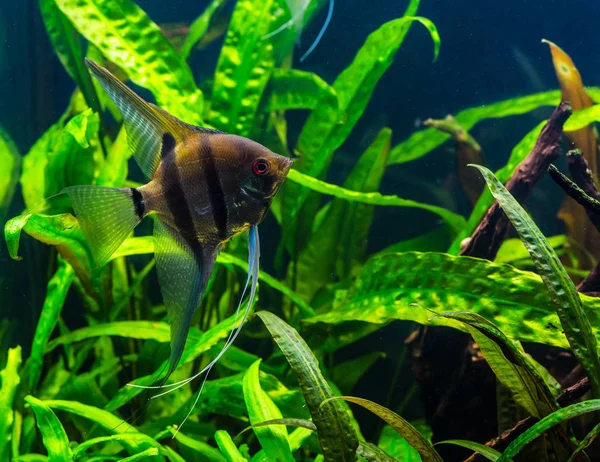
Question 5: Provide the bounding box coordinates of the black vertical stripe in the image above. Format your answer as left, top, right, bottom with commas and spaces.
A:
160, 132, 204, 270
202, 138, 228, 240
131, 188, 145, 218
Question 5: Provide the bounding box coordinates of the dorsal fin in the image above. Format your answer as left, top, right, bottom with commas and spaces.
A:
85, 58, 198, 178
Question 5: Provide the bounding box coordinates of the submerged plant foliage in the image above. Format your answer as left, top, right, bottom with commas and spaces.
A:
3, 0, 600, 461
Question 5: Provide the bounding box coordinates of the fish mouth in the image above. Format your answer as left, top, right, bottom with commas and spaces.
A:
282, 157, 293, 177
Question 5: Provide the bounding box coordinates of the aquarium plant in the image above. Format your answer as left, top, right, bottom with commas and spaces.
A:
2, 0, 600, 461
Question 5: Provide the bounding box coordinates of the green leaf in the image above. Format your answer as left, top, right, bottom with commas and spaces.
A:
267, 68, 341, 114
332, 352, 384, 394
356, 442, 399, 462
159, 427, 226, 462
209, 0, 278, 135
55, 0, 203, 123
283, 8, 439, 251
24, 396, 73, 462
567, 422, 600, 462
43, 399, 155, 455
120, 448, 159, 461
181, 0, 228, 59
243, 360, 294, 462
286, 169, 466, 233
29, 259, 75, 390
436, 440, 501, 461
498, 400, 600, 462
39, 0, 104, 126
96, 128, 131, 187
433, 311, 558, 419
324, 396, 442, 462
0, 125, 20, 220
215, 430, 248, 462
13, 455, 49, 462
0, 346, 22, 461
293, 128, 392, 303
388, 90, 600, 165
378, 424, 422, 462
473, 164, 600, 398
45, 321, 172, 353
305, 252, 600, 350
255, 312, 358, 462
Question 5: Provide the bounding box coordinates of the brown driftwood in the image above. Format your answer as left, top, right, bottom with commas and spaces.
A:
460, 102, 572, 259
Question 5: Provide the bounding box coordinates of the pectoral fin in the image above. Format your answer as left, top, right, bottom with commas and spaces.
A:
153, 218, 217, 380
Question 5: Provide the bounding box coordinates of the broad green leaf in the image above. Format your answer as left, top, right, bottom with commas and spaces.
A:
24, 396, 72, 462
29, 259, 75, 390
181, 0, 228, 59
433, 312, 557, 419
0, 125, 20, 219
378, 424, 421, 462
96, 128, 130, 187
209, 0, 278, 135
293, 128, 391, 303
473, 165, 600, 398
256, 311, 358, 461
324, 396, 442, 462
4, 214, 94, 290
436, 440, 501, 461
45, 321, 172, 353
267, 68, 341, 114
286, 169, 466, 233
43, 399, 155, 455
215, 430, 247, 462
0, 347, 21, 461
39, 0, 104, 125
498, 400, 600, 462
45, 109, 101, 201
55, 0, 203, 123
243, 360, 294, 462
449, 103, 600, 254
305, 252, 600, 351
20, 121, 63, 210
283, 8, 439, 253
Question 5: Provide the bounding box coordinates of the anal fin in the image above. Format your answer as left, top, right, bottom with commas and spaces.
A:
153, 218, 217, 381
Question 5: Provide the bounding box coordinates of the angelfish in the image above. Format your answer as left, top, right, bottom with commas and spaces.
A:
65, 59, 292, 406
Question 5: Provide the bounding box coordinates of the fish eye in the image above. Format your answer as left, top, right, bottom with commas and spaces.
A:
252, 158, 270, 176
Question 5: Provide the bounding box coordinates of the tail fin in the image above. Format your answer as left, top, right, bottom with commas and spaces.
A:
63, 186, 143, 268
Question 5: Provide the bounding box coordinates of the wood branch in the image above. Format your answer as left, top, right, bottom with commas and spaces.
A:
425, 115, 485, 205
567, 149, 600, 200
460, 102, 572, 259
548, 164, 600, 232
465, 377, 590, 462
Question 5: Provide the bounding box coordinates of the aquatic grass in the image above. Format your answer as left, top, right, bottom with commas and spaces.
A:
0, 347, 21, 462
23, 396, 72, 462
0, 125, 20, 221
256, 311, 359, 461
473, 165, 600, 398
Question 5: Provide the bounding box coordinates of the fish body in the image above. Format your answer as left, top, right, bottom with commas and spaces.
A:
65, 59, 291, 388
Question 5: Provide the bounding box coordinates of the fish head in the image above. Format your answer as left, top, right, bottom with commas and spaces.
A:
222, 135, 292, 203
